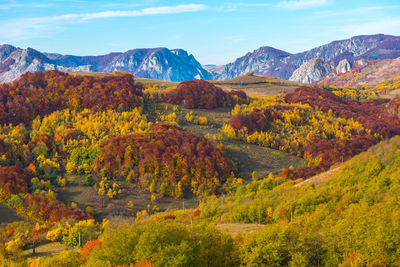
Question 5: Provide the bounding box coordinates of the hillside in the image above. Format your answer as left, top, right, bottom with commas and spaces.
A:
196, 135, 400, 265
14, 135, 400, 266
319, 57, 400, 88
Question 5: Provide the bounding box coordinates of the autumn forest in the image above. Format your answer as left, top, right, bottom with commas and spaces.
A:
1, 69, 400, 266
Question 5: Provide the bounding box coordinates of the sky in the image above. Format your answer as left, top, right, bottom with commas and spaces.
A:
1, 0, 400, 65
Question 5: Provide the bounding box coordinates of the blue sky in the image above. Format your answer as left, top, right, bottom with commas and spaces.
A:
1, 0, 400, 65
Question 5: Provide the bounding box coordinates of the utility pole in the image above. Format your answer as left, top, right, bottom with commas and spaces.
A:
182, 198, 185, 210
258, 209, 261, 224
79, 232, 81, 247
290, 209, 293, 223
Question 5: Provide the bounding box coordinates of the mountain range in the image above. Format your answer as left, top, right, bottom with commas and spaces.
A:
214, 34, 400, 82
0, 45, 211, 83
0, 34, 399, 83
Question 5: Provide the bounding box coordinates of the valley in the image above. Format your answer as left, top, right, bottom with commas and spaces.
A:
1, 33, 400, 266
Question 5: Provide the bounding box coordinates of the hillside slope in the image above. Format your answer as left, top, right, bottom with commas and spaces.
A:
199, 135, 400, 265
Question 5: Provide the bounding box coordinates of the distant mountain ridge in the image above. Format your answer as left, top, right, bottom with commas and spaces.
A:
1, 34, 400, 83
215, 34, 400, 82
0, 45, 211, 83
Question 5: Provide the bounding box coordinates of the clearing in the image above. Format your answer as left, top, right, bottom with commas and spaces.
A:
0, 203, 25, 227
217, 223, 265, 235
58, 175, 199, 221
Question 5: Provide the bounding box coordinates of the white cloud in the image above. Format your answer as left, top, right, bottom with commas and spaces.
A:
0, 3, 55, 10
340, 17, 400, 36
0, 4, 207, 41
278, 0, 330, 9
58, 4, 207, 22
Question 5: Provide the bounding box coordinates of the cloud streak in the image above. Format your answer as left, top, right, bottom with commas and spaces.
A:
278, 0, 330, 9
27, 4, 207, 23
0, 4, 207, 41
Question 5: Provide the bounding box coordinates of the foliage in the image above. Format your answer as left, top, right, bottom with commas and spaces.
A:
184, 112, 208, 125
199, 135, 400, 265
94, 123, 235, 198
84, 221, 236, 267
0, 70, 143, 125
223, 87, 400, 179
388, 96, 400, 117
165, 79, 246, 109
62, 219, 98, 248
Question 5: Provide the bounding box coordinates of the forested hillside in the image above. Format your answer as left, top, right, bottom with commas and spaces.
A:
1, 70, 400, 266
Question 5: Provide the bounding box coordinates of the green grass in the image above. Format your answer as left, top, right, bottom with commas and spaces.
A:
23, 242, 65, 258
222, 141, 306, 179
217, 223, 265, 235
0, 203, 24, 228
135, 77, 179, 87
212, 74, 304, 97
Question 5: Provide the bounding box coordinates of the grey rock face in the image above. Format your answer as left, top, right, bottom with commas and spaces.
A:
335, 59, 352, 74
289, 58, 334, 84
0, 45, 210, 83
216, 46, 292, 80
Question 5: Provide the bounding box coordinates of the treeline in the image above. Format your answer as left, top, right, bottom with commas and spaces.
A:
224, 87, 400, 179
95, 123, 235, 197
0, 70, 143, 125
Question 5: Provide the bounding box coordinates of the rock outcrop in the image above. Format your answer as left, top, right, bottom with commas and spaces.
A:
335, 59, 352, 74
289, 58, 334, 83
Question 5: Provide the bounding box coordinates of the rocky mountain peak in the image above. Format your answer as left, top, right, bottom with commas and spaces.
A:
0, 46, 210, 82
217, 34, 400, 81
